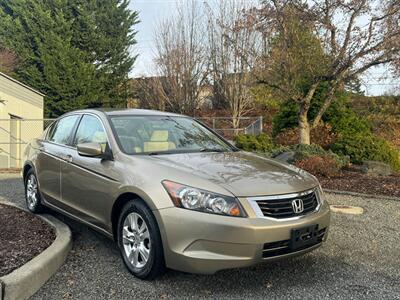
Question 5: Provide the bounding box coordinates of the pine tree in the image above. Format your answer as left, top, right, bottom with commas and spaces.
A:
67, 0, 139, 107
0, 0, 138, 117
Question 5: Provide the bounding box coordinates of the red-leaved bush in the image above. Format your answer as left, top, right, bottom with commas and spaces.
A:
294, 155, 341, 178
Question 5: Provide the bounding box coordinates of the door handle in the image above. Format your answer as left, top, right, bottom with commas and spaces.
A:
65, 154, 73, 163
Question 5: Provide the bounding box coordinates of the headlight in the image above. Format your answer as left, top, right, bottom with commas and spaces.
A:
162, 180, 246, 217
316, 184, 325, 205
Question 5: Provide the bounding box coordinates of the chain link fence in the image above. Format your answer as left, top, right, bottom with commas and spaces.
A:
0, 116, 262, 169
195, 116, 263, 139
0, 119, 55, 169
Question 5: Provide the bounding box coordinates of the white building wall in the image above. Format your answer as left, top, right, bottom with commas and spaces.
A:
0, 72, 44, 168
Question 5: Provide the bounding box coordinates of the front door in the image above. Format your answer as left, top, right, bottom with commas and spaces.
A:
61, 114, 117, 231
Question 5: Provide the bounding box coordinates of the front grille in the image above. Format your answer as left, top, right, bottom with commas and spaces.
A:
256, 190, 319, 219
262, 228, 326, 258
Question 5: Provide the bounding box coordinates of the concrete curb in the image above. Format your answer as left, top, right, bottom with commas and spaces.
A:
0, 202, 72, 300
324, 189, 400, 202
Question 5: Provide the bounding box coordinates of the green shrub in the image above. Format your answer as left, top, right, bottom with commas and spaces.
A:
235, 134, 350, 168
236, 124, 400, 172
328, 107, 400, 171
332, 134, 400, 171
328, 109, 371, 136
290, 144, 349, 167
234, 133, 275, 152
272, 101, 299, 136
234, 133, 290, 157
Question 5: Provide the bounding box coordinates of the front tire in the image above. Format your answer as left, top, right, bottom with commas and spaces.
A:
117, 200, 166, 279
24, 169, 45, 213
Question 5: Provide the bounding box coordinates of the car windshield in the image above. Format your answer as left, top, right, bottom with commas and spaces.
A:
109, 115, 235, 155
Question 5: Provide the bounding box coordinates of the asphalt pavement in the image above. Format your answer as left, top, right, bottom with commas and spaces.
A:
0, 173, 399, 299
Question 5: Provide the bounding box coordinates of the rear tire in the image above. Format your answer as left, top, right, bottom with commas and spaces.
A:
117, 200, 166, 279
24, 169, 45, 213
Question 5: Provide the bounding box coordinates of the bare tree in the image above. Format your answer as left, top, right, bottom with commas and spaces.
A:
132, 77, 168, 110
254, 0, 400, 144
206, 0, 261, 130
152, 0, 208, 116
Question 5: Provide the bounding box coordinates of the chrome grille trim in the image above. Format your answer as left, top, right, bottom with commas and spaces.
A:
247, 188, 321, 221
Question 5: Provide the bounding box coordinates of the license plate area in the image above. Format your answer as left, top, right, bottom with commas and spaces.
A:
290, 224, 319, 250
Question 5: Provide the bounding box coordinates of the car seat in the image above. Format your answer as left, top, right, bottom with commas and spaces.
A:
143, 130, 176, 152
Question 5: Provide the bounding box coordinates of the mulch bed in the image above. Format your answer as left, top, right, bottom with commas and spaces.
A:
318, 169, 400, 198
0, 204, 56, 277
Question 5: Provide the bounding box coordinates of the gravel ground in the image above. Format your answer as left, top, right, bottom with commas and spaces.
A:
1, 173, 399, 300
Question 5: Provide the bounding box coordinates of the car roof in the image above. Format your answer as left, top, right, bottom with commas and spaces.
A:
66, 108, 185, 118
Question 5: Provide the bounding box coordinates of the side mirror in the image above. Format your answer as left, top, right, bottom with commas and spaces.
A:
77, 143, 105, 158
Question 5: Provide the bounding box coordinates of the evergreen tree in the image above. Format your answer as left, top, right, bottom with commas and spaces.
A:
67, 0, 138, 108
0, 0, 138, 117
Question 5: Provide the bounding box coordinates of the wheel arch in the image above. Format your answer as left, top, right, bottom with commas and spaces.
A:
111, 192, 154, 241
22, 161, 35, 182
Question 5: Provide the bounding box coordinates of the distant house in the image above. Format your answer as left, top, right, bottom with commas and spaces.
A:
0, 72, 44, 168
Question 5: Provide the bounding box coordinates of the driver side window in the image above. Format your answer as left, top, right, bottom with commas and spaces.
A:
74, 115, 108, 149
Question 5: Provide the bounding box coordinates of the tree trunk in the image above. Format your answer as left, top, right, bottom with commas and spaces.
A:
232, 115, 240, 135
299, 117, 311, 145
312, 82, 338, 129
297, 83, 319, 145
299, 104, 311, 145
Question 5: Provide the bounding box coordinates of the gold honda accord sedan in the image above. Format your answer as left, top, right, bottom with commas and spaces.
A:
23, 109, 330, 279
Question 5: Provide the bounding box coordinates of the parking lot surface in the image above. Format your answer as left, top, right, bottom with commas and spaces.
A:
1, 173, 399, 299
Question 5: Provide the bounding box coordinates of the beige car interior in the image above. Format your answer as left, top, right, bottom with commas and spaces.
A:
143, 130, 176, 152
118, 128, 176, 153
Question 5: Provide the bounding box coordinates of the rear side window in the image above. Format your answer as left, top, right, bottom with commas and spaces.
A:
73, 115, 108, 147
45, 122, 57, 140
48, 115, 80, 145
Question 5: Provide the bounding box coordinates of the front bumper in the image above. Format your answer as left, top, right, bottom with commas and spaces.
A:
154, 199, 330, 274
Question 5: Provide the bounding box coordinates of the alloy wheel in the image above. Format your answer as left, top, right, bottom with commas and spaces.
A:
26, 174, 38, 210
122, 212, 151, 269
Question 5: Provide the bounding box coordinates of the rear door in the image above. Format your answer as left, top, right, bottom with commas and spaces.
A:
61, 114, 117, 231
35, 115, 80, 205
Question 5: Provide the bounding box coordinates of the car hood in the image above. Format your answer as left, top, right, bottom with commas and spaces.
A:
149, 151, 317, 197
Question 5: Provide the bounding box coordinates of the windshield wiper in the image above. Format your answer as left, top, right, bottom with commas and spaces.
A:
147, 149, 193, 156
148, 152, 162, 156
148, 148, 226, 155
148, 151, 175, 156
199, 148, 226, 153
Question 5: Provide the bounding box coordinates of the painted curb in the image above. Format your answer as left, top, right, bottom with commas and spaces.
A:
324, 189, 400, 202
0, 202, 72, 300
330, 205, 364, 215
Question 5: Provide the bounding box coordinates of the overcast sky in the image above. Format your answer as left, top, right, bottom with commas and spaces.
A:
128, 0, 397, 96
